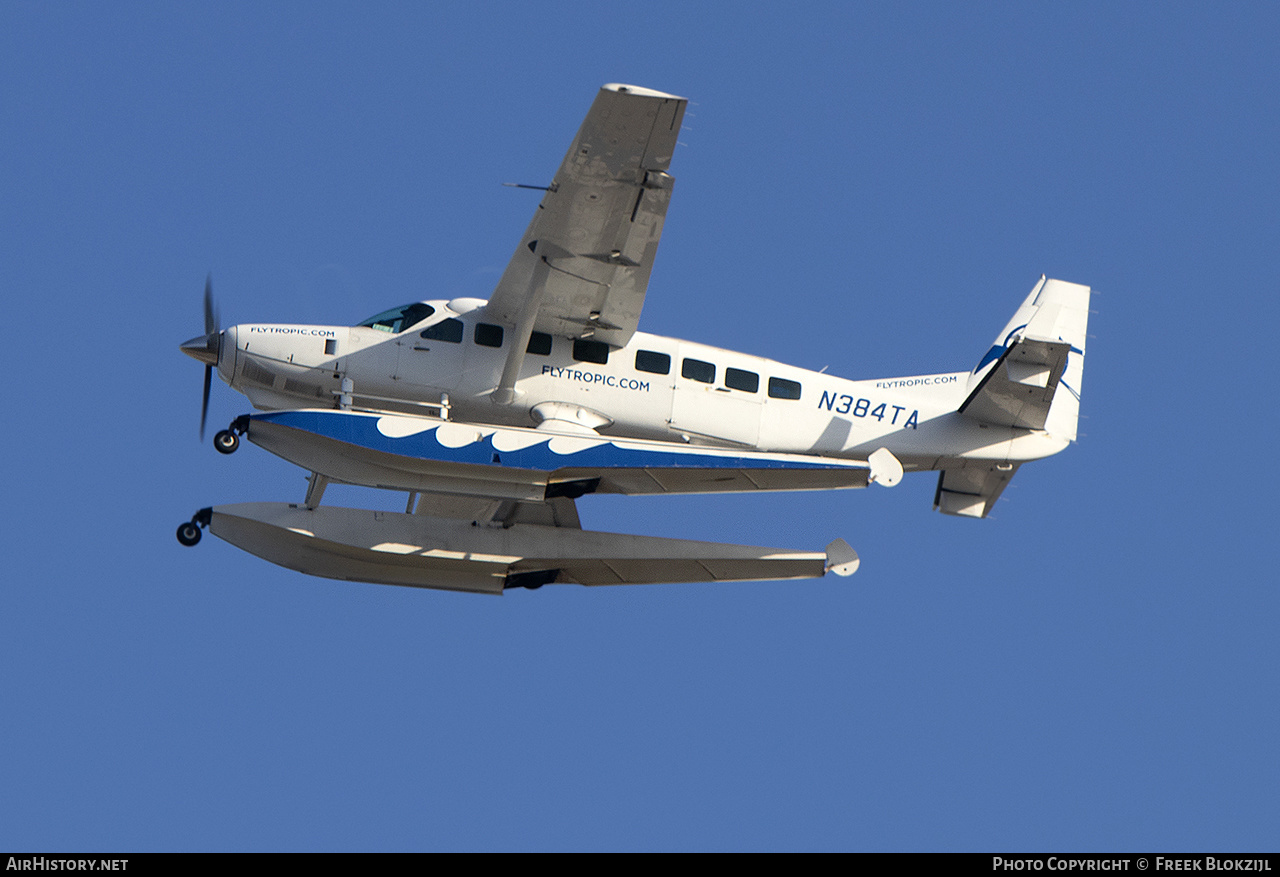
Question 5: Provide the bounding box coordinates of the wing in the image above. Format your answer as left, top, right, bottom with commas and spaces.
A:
486, 84, 687, 348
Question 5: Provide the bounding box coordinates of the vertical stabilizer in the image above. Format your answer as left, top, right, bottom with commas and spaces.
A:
962, 276, 1090, 441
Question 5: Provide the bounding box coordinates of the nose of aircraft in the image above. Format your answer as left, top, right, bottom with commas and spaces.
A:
180, 331, 221, 366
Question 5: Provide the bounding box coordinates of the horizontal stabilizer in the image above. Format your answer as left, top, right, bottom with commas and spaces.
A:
933, 463, 1019, 518
960, 337, 1070, 430
207, 503, 851, 593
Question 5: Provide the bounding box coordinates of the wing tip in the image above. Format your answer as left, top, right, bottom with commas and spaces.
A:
825, 538, 860, 577
601, 83, 686, 101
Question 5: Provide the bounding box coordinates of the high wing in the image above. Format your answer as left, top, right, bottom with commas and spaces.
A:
486, 84, 687, 349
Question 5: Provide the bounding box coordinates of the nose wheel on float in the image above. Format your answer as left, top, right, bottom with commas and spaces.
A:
212, 415, 250, 455
176, 507, 213, 547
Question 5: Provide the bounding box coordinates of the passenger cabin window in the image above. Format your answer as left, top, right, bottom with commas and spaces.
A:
572, 339, 609, 364
357, 302, 436, 334
768, 377, 802, 400
725, 367, 759, 393
635, 350, 671, 375
682, 358, 715, 384
419, 318, 463, 343
474, 323, 504, 347
526, 332, 553, 355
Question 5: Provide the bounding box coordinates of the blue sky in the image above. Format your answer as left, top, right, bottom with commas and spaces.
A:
2, 2, 1277, 851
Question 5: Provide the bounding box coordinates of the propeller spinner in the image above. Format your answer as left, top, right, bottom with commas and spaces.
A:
179, 275, 222, 439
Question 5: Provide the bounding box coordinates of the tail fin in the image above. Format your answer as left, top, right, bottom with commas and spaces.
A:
961, 276, 1090, 441
935, 276, 1090, 519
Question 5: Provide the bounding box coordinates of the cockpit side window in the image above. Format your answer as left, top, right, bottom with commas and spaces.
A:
420, 318, 464, 343
357, 303, 436, 334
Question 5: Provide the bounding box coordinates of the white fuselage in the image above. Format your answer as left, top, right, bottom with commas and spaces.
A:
217, 298, 1068, 475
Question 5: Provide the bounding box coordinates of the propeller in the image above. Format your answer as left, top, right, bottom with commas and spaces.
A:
180, 274, 222, 440
200, 355, 213, 439
203, 274, 218, 336
200, 275, 218, 439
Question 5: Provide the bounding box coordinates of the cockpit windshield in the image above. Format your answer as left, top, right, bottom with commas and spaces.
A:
356, 302, 436, 333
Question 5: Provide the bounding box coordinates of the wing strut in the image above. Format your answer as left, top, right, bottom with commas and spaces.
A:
491, 243, 554, 405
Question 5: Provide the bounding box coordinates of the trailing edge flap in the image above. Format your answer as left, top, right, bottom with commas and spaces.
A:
959, 337, 1070, 430
933, 464, 1020, 518
485, 84, 687, 348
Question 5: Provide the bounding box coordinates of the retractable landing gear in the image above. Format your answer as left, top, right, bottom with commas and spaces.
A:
213, 415, 250, 455
176, 507, 213, 546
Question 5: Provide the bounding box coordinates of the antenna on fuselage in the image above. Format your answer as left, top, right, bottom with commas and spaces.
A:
502, 182, 554, 192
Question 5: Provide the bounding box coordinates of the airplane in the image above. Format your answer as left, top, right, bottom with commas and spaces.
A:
177, 83, 1090, 595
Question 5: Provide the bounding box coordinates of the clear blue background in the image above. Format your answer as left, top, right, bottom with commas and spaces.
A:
2, 2, 1276, 851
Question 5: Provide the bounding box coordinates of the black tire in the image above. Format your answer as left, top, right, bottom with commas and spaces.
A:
213, 430, 239, 454
176, 522, 202, 546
